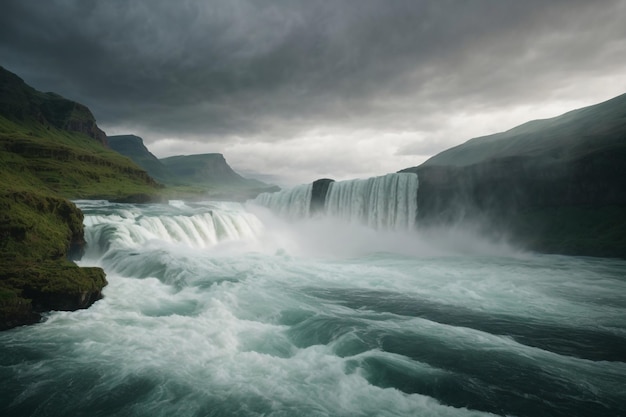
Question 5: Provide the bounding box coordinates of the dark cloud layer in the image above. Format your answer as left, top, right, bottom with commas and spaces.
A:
1, 0, 626, 181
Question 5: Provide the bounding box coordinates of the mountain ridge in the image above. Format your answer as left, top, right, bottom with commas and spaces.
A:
401, 92, 626, 257
420, 92, 626, 168
108, 133, 279, 200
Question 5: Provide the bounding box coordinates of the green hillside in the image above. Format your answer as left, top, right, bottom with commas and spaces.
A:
0, 66, 162, 330
402, 92, 626, 258
0, 117, 161, 200
0, 65, 108, 146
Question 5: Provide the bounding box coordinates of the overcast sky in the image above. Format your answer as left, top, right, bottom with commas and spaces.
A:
2, 0, 626, 185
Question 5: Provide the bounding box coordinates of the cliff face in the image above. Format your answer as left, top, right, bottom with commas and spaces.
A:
401, 92, 626, 258
62, 104, 108, 146
310, 178, 335, 215
0, 66, 107, 146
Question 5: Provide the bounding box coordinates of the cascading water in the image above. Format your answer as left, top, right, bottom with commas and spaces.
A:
1, 192, 625, 417
252, 172, 418, 230
78, 200, 265, 284
324, 173, 417, 231
252, 183, 313, 220
83, 200, 264, 257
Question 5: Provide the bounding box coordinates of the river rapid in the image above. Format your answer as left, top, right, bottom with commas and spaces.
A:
1, 179, 625, 416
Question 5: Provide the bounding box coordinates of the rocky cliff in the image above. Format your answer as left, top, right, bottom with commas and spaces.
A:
310, 178, 335, 215
0, 66, 107, 145
401, 92, 626, 257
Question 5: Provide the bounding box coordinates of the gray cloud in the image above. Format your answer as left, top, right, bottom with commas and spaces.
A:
2, 0, 626, 182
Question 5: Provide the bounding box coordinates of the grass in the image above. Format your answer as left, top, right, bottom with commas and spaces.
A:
0, 188, 107, 329
0, 116, 162, 200
0, 114, 165, 329
0, 168, 108, 328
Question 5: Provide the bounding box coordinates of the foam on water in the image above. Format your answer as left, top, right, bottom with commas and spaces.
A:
1, 200, 625, 417
83, 200, 264, 258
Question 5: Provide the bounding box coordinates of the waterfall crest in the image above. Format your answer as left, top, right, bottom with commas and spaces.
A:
251, 173, 418, 230
82, 202, 263, 258
325, 173, 418, 230
251, 183, 313, 220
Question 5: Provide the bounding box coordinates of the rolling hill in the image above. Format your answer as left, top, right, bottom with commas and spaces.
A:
401, 92, 626, 257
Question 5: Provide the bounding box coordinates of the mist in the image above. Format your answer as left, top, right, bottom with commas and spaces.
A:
248, 208, 521, 260
246, 172, 521, 259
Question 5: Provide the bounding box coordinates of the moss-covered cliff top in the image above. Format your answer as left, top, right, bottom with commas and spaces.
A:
0, 65, 108, 145
0, 169, 108, 330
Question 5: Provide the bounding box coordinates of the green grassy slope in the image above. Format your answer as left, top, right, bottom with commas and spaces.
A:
0, 66, 163, 329
0, 149, 108, 329
0, 116, 161, 199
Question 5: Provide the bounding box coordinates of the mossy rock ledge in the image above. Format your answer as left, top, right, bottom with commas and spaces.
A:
0, 193, 108, 331
0, 262, 107, 331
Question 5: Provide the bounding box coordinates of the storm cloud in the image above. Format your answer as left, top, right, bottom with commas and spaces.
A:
2, 0, 626, 184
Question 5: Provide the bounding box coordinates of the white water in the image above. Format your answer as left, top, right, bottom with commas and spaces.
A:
1, 197, 625, 417
83, 200, 263, 255
324, 173, 418, 230
252, 183, 313, 220
253, 173, 418, 230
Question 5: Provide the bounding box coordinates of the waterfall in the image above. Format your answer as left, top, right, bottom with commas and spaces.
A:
252, 183, 313, 220
251, 173, 418, 230
82, 201, 264, 258
325, 173, 418, 230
